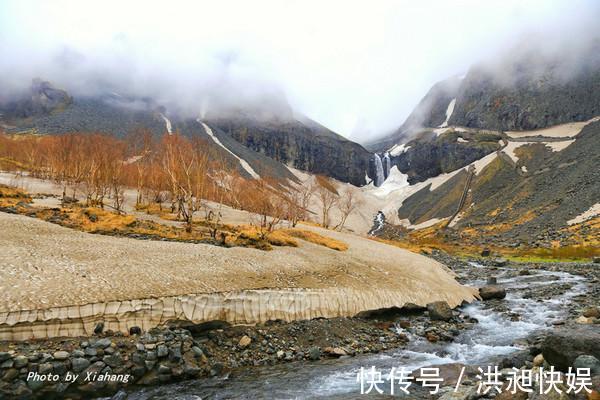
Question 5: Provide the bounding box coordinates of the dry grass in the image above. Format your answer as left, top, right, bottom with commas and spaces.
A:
0, 184, 32, 207
234, 225, 297, 249
282, 229, 348, 251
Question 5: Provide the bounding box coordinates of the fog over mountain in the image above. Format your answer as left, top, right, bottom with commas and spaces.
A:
1, 0, 599, 141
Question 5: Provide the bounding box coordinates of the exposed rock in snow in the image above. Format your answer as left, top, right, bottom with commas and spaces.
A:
438, 98, 456, 128
160, 113, 172, 135
567, 203, 600, 225
198, 120, 260, 179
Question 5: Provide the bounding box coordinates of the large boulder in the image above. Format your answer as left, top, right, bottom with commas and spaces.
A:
541, 325, 600, 371
427, 301, 453, 321
479, 285, 506, 300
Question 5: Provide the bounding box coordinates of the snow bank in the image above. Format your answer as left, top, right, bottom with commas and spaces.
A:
567, 203, 600, 225
506, 116, 600, 138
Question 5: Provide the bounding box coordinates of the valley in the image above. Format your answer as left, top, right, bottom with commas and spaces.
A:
0, 4, 599, 398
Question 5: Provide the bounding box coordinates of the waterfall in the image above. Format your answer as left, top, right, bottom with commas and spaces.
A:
383, 152, 391, 179
373, 154, 385, 187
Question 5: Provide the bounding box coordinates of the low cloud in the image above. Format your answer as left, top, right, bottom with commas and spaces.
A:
1, 0, 598, 141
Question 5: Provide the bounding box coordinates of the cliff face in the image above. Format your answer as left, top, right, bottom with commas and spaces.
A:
449, 55, 600, 130
393, 129, 501, 184
207, 116, 374, 186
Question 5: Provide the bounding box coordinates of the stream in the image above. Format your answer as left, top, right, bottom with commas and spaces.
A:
123, 263, 587, 399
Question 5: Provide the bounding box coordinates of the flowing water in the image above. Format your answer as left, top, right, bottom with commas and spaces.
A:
124, 264, 586, 399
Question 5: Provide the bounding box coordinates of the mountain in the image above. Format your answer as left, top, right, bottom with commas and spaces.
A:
393, 118, 600, 249
0, 80, 376, 185
449, 48, 600, 131
365, 42, 600, 185
366, 46, 600, 250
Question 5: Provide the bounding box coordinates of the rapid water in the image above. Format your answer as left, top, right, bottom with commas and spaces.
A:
125, 264, 586, 399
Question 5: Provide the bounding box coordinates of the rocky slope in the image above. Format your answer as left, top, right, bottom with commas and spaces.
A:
0, 80, 375, 185
390, 119, 600, 249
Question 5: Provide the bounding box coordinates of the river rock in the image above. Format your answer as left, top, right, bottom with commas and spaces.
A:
52, 351, 69, 361
238, 335, 251, 348
308, 346, 321, 360
486, 277, 497, 285
480, 248, 491, 257
575, 316, 593, 324
573, 355, 600, 375
94, 338, 112, 348
323, 347, 347, 357
129, 326, 142, 335
157, 345, 168, 358
72, 357, 91, 373
427, 301, 453, 321
583, 307, 600, 318
2, 368, 18, 381
493, 258, 508, 267
438, 385, 479, 400
94, 322, 104, 334
479, 285, 506, 300
541, 325, 600, 371
13, 356, 28, 368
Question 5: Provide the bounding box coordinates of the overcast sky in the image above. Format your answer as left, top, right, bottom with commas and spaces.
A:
1, 0, 598, 142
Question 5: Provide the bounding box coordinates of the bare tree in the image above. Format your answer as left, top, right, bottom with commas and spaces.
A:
334, 189, 361, 231
315, 177, 338, 228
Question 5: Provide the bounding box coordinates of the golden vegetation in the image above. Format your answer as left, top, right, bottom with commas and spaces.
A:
282, 229, 349, 251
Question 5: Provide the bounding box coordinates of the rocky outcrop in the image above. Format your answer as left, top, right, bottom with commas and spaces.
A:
541, 325, 600, 371
426, 301, 453, 321
478, 285, 506, 300
392, 129, 501, 183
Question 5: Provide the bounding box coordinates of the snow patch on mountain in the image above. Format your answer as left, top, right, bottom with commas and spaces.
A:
198, 120, 260, 179
544, 140, 575, 152
438, 98, 456, 128
567, 203, 600, 225
506, 116, 600, 139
